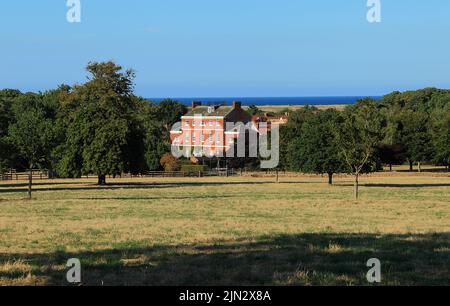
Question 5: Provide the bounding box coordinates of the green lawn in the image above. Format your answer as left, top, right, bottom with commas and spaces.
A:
0, 174, 449, 285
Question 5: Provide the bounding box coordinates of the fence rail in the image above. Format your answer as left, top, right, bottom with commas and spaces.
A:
1, 170, 49, 181
0, 169, 237, 181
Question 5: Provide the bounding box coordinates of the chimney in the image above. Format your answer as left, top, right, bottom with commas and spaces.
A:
192, 101, 202, 109
232, 101, 242, 110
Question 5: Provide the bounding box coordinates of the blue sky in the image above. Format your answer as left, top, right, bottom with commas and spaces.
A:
1, 1, 450, 97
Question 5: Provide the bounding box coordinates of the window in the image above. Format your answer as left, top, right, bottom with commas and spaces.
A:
216, 121, 221, 127
185, 134, 190, 143
216, 133, 221, 142
209, 134, 213, 143
209, 121, 214, 127
185, 121, 189, 127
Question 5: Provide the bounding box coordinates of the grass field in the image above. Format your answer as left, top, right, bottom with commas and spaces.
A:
0, 172, 449, 286
244, 104, 347, 113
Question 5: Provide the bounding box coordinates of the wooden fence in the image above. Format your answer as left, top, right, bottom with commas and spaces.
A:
0, 169, 237, 181
0, 170, 49, 181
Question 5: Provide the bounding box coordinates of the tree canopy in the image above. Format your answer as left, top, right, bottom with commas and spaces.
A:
288, 109, 345, 184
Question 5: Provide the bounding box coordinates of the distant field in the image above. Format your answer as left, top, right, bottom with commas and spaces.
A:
0, 172, 449, 285
247, 104, 347, 113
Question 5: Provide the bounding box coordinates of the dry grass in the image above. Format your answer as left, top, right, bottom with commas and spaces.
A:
0, 172, 449, 285
249, 104, 347, 113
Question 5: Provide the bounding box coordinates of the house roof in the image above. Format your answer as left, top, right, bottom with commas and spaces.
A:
184, 105, 234, 117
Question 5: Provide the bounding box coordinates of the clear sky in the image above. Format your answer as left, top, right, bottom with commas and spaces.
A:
1, 1, 450, 97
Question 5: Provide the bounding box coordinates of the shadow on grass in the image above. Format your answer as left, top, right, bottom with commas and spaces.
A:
78, 195, 242, 201
0, 180, 316, 194
336, 183, 450, 188
1, 233, 449, 286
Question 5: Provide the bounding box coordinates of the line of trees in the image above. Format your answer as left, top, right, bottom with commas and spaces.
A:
281, 90, 450, 199
1, 61, 449, 200
0, 61, 186, 197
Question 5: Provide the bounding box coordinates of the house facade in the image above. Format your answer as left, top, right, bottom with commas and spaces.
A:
171, 101, 253, 157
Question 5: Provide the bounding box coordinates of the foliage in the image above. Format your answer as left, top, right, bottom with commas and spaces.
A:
56, 62, 144, 184
333, 99, 384, 198
430, 104, 450, 167
180, 164, 209, 173
8, 93, 57, 170
247, 105, 263, 116
288, 109, 345, 184
279, 106, 317, 169
160, 153, 181, 171
376, 144, 408, 170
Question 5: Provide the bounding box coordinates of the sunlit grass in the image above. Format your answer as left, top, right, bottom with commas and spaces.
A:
0, 173, 449, 285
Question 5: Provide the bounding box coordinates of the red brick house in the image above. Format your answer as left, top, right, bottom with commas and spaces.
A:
171, 101, 253, 157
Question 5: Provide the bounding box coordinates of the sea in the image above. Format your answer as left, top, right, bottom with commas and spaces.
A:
148, 96, 381, 106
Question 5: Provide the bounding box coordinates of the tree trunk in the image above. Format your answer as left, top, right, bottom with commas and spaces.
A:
98, 174, 106, 185
354, 173, 359, 200
418, 162, 421, 173
389, 164, 392, 172
328, 173, 333, 185
276, 169, 279, 183
28, 169, 32, 199
409, 161, 413, 172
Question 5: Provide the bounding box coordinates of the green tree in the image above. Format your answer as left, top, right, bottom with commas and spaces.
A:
397, 110, 433, 172
247, 105, 263, 116
430, 105, 450, 170
376, 143, 407, 171
154, 99, 187, 143
334, 99, 384, 199
135, 100, 172, 171
288, 109, 345, 185
8, 93, 57, 198
0, 89, 22, 172
58, 61, 144, 184
279, 106, 317, 170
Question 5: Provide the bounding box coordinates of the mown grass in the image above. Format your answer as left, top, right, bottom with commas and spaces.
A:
0, 173, 449, 285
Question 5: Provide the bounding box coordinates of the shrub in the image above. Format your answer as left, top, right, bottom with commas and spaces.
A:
180, 164, 209, 173
160, 153, 181, 171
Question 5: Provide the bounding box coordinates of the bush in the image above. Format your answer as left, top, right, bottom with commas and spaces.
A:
160, 153, 181, 171
180, 164, 209, 173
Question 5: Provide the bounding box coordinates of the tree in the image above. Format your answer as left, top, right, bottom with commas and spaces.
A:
8, 93, 57, 198
288, 109, 345, 185
430, 105, 450, 170
154, 99, 187, 143
135, 99, 173, 171
58, 61, 143, 185
377, 144, 407, 171
397, 110, 433, 172
247, 105, 263, 116
144, 122, 167, 171
279, 106, 317, 170
334, 99, 384, 199
0, 89, 22, 172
